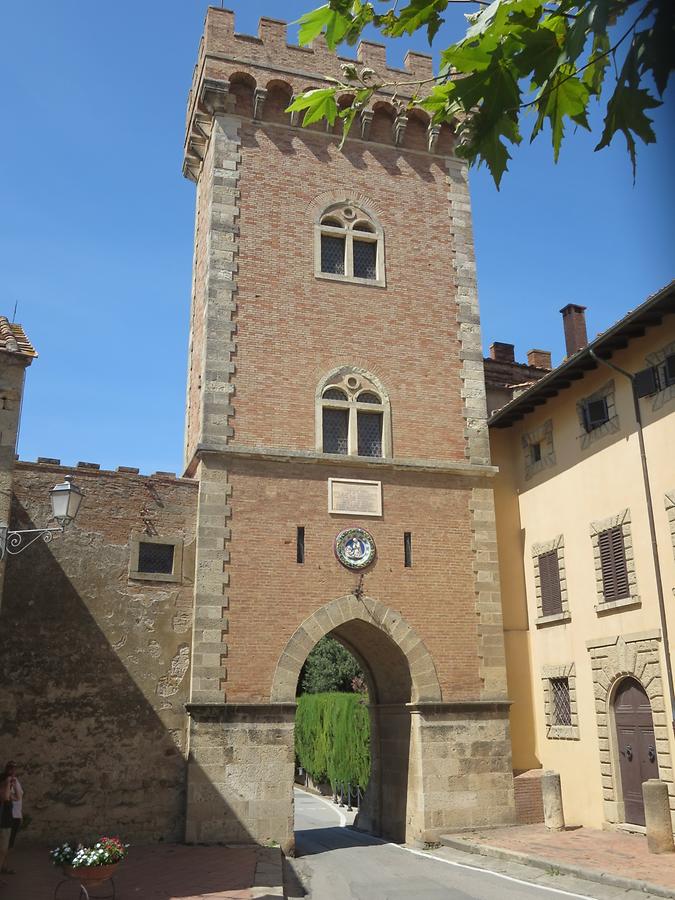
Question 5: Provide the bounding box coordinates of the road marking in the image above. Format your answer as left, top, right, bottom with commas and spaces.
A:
296, 788, 596, 900
394, 844, 597, 900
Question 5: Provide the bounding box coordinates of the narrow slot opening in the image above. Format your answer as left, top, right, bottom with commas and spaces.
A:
404, 531, 412, 568
296, 527, 305, 564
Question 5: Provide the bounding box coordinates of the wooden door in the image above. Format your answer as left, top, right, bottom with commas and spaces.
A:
614, 677, 659, 826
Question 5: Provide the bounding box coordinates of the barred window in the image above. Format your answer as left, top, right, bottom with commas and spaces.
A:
322, 408, 349, 454
319, 372, 389, 458
353, 240, 377, 279
357, 411, 383, 457
550, 677, 572, 726
320, 235, 345, 275
138, 542, 175, 575
316, 204, 384, 285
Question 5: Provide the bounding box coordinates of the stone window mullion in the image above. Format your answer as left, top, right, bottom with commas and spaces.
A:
347, 405, 358, 455
345, 231, 355, 278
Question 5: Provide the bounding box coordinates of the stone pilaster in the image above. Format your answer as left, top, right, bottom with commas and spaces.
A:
470, 485, 509, 699
185, 703, 295, 850
446, 158, 489, 467
190, 456, 231, 702
410, 702, 515, 841
187, 104, 242, 705
198, 111, 241, 454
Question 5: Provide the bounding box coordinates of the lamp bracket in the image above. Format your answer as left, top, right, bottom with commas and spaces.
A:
0, 524, 64, 560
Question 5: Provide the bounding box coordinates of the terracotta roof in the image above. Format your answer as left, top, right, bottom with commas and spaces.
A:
489, 280, 675, 429
0, 318, 37, 359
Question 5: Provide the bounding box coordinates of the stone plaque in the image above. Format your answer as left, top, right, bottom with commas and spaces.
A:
328, 478, 382, 517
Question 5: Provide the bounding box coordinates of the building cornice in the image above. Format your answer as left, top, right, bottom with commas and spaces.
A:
184, 443, 498, 479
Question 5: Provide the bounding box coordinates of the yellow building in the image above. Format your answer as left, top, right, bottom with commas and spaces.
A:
490, 283, 675, 832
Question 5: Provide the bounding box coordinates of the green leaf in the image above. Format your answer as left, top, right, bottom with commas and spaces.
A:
582, 32, 610, 95
441, 40, 494, 74
531, 65, 590, 160
382, 0, 447, 41
634, 1, 675, 96
465, 0, 507, 40
297, 4, 352, 48
338, 106, 357, 149
286, 88, 340, 126
595, 82, 660, 177
513, 25, 563, 84
451, 59, 523, 186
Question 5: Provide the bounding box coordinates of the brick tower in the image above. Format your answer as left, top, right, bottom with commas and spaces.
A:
182, 8, 515, 850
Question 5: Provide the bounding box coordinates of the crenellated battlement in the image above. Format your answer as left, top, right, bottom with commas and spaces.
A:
184, 7, 450, 179
16, 457, 198, 485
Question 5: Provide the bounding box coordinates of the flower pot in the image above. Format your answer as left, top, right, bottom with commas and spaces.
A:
63, 863, 119, 886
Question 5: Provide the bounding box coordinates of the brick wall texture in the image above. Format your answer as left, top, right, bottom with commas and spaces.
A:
514, 769, 546, 824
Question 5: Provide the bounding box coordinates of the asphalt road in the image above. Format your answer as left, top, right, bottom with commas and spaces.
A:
288, 788, 636, 900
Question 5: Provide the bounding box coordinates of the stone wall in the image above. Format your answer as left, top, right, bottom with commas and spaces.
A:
0, 462, 197, 842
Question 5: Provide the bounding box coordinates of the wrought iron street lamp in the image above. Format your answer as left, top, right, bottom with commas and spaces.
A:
0, 475, 83, 560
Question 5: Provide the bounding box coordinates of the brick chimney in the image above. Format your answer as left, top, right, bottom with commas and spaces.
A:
489, 342, 515, 363
560, 304, 588, 356
527, 349, 552, 369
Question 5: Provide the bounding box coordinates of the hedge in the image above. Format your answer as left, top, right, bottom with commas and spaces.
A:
295, 692, 370, 790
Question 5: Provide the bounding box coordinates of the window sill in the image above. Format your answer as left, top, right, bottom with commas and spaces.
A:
315, 272, 386, 289
536, 612, 571, 628
546, 725, 580, 740
594, 595, 641, 614
129, 570, 182, 583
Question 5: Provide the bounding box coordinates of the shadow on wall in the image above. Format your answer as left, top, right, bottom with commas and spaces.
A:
0, 500, 252, 847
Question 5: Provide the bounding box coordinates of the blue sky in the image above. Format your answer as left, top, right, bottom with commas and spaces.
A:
2, 1, 673, 474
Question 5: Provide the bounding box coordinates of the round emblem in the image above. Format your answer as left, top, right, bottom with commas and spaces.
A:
335, 527, 376, 570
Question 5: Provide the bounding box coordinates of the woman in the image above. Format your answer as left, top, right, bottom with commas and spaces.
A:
0, 767, 14, 876
5, 762, 22, 857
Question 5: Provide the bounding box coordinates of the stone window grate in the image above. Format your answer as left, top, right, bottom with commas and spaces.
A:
542, 663, 579, 739
321, 235, 345, 275
550, 677, 572, 726
357, 411, 383, 457
353, 240, 377, 279
322, 408, 349, 454
138, 541, 175, 575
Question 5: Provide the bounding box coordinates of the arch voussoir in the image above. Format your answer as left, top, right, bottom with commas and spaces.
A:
270, 594, 442, 703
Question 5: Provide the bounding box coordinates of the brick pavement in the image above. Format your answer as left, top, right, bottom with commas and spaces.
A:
442, 823, 675, 893
0, 843, 281, 899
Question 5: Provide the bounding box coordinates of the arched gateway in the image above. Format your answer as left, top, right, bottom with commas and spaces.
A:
272, 596, 441, 844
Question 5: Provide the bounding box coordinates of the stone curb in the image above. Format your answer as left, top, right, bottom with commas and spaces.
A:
439, 835, 675, 899
251, 846, 284, 898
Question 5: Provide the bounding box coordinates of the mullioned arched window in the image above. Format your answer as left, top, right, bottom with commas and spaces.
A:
316, 369, 392, 458
314, 203, 385, 287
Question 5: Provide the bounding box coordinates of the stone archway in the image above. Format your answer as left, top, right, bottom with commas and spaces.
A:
271, 593, 442, 704
273, 594, 442, 843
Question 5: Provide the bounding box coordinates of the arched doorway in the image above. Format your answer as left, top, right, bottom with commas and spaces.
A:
271, 594, 442, 845
613, 676, 659, 825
